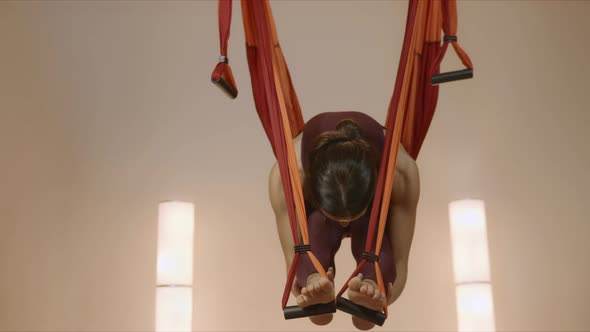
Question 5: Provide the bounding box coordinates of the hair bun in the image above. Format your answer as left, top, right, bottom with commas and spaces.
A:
336, 119, 362, 140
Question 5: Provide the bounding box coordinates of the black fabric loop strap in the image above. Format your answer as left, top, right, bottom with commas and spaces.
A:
294, 244, 312, 253
444, 35, 458, 42
362, 251, 380, 263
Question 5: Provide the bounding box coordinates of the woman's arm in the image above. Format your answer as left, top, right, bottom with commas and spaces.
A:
386, 155, 420, 305
268, 162, 296, 276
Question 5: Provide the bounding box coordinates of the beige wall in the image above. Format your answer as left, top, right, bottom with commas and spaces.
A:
1, 1, 589, 331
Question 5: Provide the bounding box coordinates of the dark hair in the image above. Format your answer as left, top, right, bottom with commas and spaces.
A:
304, 119, 379, 219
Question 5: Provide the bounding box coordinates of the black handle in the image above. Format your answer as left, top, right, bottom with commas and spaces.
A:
336, 297, 386, 326
211, 77, 238, 99
431, 68, 473, 85
283, 302, 337, 320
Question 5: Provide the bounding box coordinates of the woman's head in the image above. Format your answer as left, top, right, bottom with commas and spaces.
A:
305, 119, 379, 221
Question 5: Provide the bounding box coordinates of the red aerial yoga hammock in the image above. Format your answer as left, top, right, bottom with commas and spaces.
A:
211, 0, 473, 325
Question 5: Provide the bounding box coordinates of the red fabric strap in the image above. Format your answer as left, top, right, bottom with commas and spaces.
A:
336, 0, 419, 303
247, 0, 304, 308
218, 0, 232, 57
428, 0, 473, 81
211, 0, 238, 97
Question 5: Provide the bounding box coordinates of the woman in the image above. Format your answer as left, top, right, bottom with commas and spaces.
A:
268, 111, 419, 330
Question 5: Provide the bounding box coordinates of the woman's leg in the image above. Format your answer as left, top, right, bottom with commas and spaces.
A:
295, 210, 346, 287
294, 210, 345, 325
350, 216, 397, 285
348, 216, 397, 330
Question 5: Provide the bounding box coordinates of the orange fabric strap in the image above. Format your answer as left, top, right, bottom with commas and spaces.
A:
240, 0, 328, 310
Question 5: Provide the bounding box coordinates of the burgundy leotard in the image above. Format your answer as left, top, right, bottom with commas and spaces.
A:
296, 112, 396, 288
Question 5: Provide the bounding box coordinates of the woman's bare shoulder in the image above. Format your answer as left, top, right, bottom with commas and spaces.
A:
379, 129, 418, 177
397, 144, 418, 176
392, 144, 420, 205
268, 161, 286, 213
268, 132, 305, 211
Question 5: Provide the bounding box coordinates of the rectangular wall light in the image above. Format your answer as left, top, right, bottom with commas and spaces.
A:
449, 199, 496, 332
156, 201, 194, 332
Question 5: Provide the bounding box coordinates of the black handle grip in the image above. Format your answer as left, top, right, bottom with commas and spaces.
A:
283, 302, 337, 320
336, 297, 386, 326
211, 77, 238, 99
431, 68, 473, 85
